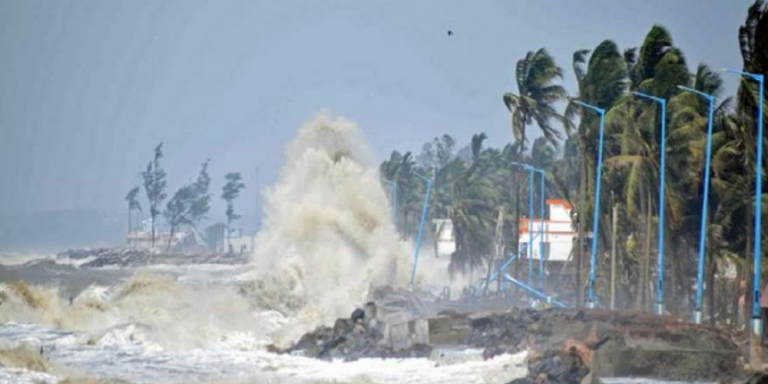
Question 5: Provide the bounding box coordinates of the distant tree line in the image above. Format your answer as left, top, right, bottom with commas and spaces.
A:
124, 143, 246, 252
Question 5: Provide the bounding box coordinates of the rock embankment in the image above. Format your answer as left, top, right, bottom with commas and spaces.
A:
279, 304, 432, 360
56, 248, 248, 268
286, 299, 744, 382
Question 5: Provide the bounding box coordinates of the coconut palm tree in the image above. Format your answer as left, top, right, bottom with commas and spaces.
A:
503, 48, 568, 280
449, 134, 504, 282
564, 40, 629, 305
503, 48, 569, 148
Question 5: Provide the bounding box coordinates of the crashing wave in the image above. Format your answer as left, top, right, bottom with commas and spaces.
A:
241, 113, 411, 342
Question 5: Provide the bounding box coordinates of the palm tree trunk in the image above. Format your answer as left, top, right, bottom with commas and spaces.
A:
706, 205, 716, 325
484, 255, 494, 295
576, 138, 588, 307
227, 217, 232, 254
638, 191, 652, 311
167, 226, 175, 252
708, 253, 717, 325
151, 213, 156, 248
669, 240, 678, 315
402, 209, 408, 240
744, 204, 753, 327
128, 207, 132, 235
733, 260, 743, 328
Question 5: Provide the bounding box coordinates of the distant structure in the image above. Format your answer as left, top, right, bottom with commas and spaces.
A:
432, 219, 456, 258
126, 218, 254, 254
206, 226, 255, 254
126, 218, 183, 250
518, 199, 576, 262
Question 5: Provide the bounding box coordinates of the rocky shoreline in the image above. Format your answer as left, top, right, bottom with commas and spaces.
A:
56, 248, 249, 268
282, 289, 761, 384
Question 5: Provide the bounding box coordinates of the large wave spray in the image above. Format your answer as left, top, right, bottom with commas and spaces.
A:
245, 113, 410, 338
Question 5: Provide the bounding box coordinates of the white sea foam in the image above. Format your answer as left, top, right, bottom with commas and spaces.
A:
0, 252, 56, 267
0, 322, 528, 384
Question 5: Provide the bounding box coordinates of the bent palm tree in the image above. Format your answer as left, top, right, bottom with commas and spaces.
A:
503, 48, 568, 279
504, 48, 568, 148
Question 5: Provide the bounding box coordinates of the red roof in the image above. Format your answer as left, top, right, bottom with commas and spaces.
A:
546, 199, 572, 208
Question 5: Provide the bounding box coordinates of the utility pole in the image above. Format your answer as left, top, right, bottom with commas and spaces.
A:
611, 194, 618, 311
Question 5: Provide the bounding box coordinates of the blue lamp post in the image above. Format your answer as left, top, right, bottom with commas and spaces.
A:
511, 162, 547, 290
725, 69, 765, 336
409, 171, 433, 290
634, 92, 668, 315
574, 100, 606, 309
678, 85, 715, 324
528, 169, 534, 285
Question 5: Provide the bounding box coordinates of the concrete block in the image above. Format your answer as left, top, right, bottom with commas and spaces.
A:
412, 318, 429, 345
428, 316, 471, 346
389, 322, 411, 351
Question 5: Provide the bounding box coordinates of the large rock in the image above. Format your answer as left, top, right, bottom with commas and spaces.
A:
507, 346, 592, 384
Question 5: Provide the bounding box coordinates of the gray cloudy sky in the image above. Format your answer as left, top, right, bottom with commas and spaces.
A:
0, 0, 755, 218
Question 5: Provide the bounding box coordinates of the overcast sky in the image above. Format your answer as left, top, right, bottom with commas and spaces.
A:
0, 0, 756, 218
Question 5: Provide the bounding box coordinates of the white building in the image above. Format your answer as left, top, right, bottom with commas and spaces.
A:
432, 219, 456, 258
518, 199, 575, 262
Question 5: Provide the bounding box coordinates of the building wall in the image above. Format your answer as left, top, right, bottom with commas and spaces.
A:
519, 200, 575, 262
433, 219, 456, 258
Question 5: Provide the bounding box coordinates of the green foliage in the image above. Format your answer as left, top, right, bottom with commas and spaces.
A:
222, 172, 246, 223
141, 143, 168, 246
164, 184, 196, 243
381, 4, 768, 306
125, 186, 141, 212
503, 48, 568, 147
162, 160, 213, 250
189, 159, 212, 225
221, 172, 246, 251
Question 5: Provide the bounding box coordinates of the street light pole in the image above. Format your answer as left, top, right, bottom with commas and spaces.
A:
409, 171, 433, 290
511, 162, 544, 288
725, 69, 765, 336
678, 85, 715, 325
528, 168, 534, 285
574, 100, 606, 309
634, 92, 668, 315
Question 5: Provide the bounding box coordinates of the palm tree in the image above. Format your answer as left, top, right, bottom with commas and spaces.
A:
221, 172, 246, 253
504, 48, 569, 148
732, 0, 768, 325
598, 26, 693, 311
564, 40, 629, 306
449, 134, 504, 283
503, 48, 568, 279
125, 186, 142, 237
